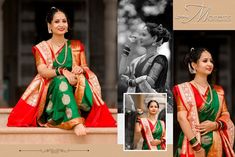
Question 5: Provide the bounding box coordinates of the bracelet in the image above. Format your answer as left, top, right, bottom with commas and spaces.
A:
216, 120, 224, 130
137, 110, 144, 115
58, 67, 64, 75
191, 141, 200, 148
136, 118, 140, 123
122, 45, 130, 56
192, 143, 201, 151
55, 68, 60, 76
215, 121, 219, 130
194, 146, 202, 152
128, 79, 132, 86
80, 67, 84, 74
160, 139, 165, 144
128, 79, 137, 87
189, 136, 197, 145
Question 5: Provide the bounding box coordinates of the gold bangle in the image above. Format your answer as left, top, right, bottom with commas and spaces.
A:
215, 122, 219, 130
192, 143, 202, 151
195, 146, 202, 152
191, 141, 200, 148
189, 136, 197, 145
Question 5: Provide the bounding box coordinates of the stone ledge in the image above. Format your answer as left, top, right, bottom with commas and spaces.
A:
0, 108, 117, 127
0, 127, 117, 134
0, 127, 117, 144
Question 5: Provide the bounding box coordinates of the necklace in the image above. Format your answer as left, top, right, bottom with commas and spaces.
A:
193, 80, 213, 104
148, 115, 157, 125
51, 40, 68, 66
148, 118, 159, 133
51, 38, 66, 47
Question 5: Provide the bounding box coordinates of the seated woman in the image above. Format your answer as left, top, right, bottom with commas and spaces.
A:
7, 7, 116, 136
135, 100, 166, 150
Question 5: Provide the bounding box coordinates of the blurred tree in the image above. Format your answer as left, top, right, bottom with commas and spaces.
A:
118, 0, 172, 44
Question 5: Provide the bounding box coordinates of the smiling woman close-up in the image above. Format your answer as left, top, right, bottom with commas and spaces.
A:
173, 47, 234, 157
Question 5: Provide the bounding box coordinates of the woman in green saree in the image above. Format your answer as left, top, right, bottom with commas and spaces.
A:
173, 48, 234, 157
7, 7, 116, 136
135, 100, 166, 150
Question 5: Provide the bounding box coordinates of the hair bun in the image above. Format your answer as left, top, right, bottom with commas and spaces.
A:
145, 23, 170, 43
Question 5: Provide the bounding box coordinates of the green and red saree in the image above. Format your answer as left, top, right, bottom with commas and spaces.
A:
7, 40, 116, 128
140, 118, 166, 150
173, 82, 234, 157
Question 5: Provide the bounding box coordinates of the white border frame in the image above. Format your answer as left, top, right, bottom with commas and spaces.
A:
122, 92, 168, 152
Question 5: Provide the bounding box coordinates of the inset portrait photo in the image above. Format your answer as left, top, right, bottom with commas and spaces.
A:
124, 93, 167, 151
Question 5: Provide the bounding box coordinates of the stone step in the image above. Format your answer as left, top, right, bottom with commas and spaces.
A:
0, 108, 117, 127
0, 127, 117, 144
0, 108, 117, 144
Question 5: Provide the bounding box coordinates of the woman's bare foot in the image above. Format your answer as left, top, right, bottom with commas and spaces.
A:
74, 123, 86, 136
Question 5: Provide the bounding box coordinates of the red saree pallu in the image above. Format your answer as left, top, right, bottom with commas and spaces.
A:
85, 102, 116, 127
83, 71, 116, 127
7, 75, 48, 127
7, 99, 38, 127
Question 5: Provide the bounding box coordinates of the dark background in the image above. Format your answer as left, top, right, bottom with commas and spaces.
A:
173, 30, 235, 151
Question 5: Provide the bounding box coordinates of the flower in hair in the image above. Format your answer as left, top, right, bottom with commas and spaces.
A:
190, 47, 195, 52
158, 24, 163, 29
51, 6, 57, 10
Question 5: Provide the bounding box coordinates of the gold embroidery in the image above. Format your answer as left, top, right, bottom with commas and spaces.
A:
26, 92, 39, 107
74, 74, 85, 105
37, 41, 53, 68
207, 131, 222, 157
46, 101, 53, 111
59, 81, 68, 92
43, 117, 85, 130
47, 119, 56, 126
201, 135, 212, 145
37, 81, 50, 119
66, 108, 72, 119
22, 77, 41, 100
62, 94, 70, 105
177, 82, 201, 154
79, 103, 91, 111
34, 50, 44, 67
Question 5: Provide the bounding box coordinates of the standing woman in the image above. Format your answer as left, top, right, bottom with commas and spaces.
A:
173, 48, 234, 157
7, 7, 116, 136
135, 100, 166, 150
